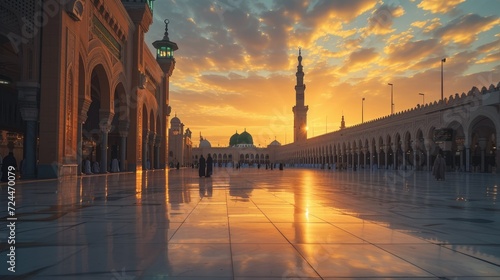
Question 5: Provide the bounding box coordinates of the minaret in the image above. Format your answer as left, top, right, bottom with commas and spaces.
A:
340, 114, 346, 129
292, 48, 309, 143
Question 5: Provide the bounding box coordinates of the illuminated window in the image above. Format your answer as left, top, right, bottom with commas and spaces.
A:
157, 46, 173, 58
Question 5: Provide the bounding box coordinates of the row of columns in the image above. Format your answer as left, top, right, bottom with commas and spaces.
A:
142, 130, 162, 170
286, 140, 498, 173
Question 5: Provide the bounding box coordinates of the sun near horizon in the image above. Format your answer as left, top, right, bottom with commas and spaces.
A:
146, 0, 500, 147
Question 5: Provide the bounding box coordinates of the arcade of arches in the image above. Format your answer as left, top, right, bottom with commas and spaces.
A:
276, 84, 500, 173
0, 0, 175, 178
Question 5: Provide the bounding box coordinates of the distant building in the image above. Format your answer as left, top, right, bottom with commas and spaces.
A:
193, 129, 281, 167
168, 115, 192, 167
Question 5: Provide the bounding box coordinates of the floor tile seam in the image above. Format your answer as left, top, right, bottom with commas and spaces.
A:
27, 221, 88, 242
28, 246, 88, 277
369, 242, 453, 278
284, 242, 327, 279
323, 214, 439, 245
167, 196, 205, 242
248, 192, 324, 279
437, 244, 500, 268
223, 184, 236, 279
323, 221, 433, 245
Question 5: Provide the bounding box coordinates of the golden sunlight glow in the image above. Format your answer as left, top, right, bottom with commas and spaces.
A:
136, 171, 143, 200
146, 0, 499, 146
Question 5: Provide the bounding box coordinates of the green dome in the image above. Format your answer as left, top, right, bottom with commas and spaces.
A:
229, 131, 239, 146
238, 130, 253, 145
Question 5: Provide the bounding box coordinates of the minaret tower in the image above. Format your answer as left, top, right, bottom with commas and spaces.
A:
292, 48, 309, 143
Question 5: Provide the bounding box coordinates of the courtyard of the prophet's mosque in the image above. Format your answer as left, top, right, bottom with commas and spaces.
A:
0, 167, 499, 279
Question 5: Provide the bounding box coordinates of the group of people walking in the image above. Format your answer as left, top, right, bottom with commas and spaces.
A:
198, 154, 213, 178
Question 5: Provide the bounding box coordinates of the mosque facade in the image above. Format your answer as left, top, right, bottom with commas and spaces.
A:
0, 0, 177, 178
192, 129, 281, 167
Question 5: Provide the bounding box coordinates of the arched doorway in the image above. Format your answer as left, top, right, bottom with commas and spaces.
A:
469, 117, 497, 173
82, 64, 111, 173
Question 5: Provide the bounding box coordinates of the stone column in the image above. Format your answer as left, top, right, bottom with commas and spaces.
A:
496, 140, 500, 173
369, 146, 374, 170
412, 142, 418, 171
143, 130, 150, 170
465, 144, 470, 172
402, 142, 407, 170
78, 97, 91, 175
426, 148, 431, 171
357, 149, 361, 169
384, 145, 389, 169
99, 124, 110, 173
155, 135, 161, 169
99, 111, 113, 174
363, 148, 367, 168
478, 138, 487, 173
377, 149, 381, 169
458, 145, 464, 172
17, 82, 40, 179
392, 143, 397, 170
119, 122, 129, 172
148, 132, 156, 169
77, 122, 83, 175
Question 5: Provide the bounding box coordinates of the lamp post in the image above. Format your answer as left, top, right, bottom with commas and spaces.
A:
441, 58, 446, 101
387, 83, 394, 115
419, 92, 425, 105
362, 97, 365, 123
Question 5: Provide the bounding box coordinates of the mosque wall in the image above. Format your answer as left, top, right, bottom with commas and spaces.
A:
276, 83, 500, 173
0, 0, 173, 178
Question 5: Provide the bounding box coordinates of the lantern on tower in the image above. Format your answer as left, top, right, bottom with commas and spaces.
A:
153, 19, 178, 59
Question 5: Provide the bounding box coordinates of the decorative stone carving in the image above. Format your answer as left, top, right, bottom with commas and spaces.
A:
66, 0, 85, 21
139, 72, 147, 89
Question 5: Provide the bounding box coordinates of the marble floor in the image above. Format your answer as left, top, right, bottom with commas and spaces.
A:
0, 167, 499, 279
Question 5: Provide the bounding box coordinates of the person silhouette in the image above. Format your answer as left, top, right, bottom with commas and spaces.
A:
1, 152, 17, 182
432, 154, 446, 181
198, 155, 206, 177
206, 154, 213, 177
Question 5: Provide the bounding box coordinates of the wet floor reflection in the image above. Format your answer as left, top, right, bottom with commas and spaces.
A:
0, 168, 499, 278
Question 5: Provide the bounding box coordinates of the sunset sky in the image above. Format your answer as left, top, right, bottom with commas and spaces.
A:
145, 0, 500, 148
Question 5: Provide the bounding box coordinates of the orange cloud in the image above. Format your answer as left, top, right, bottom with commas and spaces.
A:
384, 39, 442, 66
365, 4, 405, 35
340, 48, 379, 72
417, 0, 465, 14
411, 18, 441, 33
477, 51, 500, 64
147, 0, 500, 147
434, 14, 500, 45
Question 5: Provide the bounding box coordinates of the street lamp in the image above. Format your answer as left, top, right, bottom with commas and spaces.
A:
419, 92, 425, 105
362, 97, 365, 123
387, 83, 394, 115
441, 58, 446, 101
